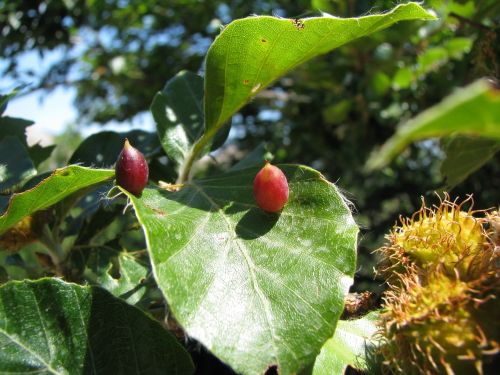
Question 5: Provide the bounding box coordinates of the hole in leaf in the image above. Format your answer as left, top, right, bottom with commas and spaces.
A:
107, 256, 121, 280
251, 83, 262, 92
264, 364, 278, 375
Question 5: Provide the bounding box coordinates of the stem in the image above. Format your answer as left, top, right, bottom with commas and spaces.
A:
39, 225, 65, 267
176, 131, 214, 184
448, 12, 492, 31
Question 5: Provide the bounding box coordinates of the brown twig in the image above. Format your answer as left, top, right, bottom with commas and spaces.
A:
448, 12, 492, 32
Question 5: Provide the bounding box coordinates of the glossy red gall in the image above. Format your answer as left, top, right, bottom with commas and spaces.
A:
115, 139, 149, 196
253, 160, 289, 212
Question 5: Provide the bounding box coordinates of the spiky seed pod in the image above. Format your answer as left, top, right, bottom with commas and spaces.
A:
379, 269, 500, 375
376, 195, 500, 375
376, 195, 491, 283
485, 211, 500, 261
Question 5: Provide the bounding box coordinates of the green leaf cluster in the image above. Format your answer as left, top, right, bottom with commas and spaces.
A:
1, 2, 472, 374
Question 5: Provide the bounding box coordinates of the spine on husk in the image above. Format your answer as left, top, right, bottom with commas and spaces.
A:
375, 195, 500, 375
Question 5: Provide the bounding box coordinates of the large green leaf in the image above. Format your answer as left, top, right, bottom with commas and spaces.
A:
0, 278, 194, 374
204, 3, 436, 136
151, 71, 230, 165
366, 79, 500, 170
0, 166, 114, 235
151, 71, 203, 165
313, 311, 382, 375
124, 165, 359, 375
441, 136, 500, 189
0, 136, 36, 191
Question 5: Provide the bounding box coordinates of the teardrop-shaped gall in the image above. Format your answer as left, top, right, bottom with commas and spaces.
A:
253, 161, 289, 212
115, 139, 149, 196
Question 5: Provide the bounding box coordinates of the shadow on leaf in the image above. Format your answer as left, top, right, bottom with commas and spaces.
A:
235, 208, 280, 239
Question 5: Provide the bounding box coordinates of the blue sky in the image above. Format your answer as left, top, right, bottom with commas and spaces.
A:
1, 42, 156, 147
5, 87, 156, 147
5, 86, 76, 144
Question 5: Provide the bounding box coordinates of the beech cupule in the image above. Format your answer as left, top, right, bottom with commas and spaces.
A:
115, 138, 149, 196
253, 160, 289, 212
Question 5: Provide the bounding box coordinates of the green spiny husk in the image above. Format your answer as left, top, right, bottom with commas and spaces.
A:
376, 195, 492, 283
375, 195, 500, 375
378, 269, 500, 375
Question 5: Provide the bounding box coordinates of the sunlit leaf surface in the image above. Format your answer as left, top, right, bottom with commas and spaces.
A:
0, 166, 114, 235
367, 79, 500, 170
0, 278, 194, 374
125, 165, 359, 375
204, 3, 437, 136
313, 311, 381, 375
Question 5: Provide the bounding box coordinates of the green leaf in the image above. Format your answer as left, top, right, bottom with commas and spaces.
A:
204, 3, 436, 136
445, 37, 473, 59
0, 195, 9, 215
311, 0, 341, 15
366, 79, 500, 170
322, 100, 352, 125
73, 204, 123, 247
229, 142, 273, 171
392, 66, 413, 90
27, 143, 56, 169
441, 136, 500, 189
0, 265, 9, 285
416, 46, 448, 75
87, 239, 153, 309
0, 116, 34, 145
0, 278, 195, 374
0, 136, 36, 191
151, 71, 203, 165
370, 71, 391, 96
124, 165, 359, 375
0, 166, 114, 235
210, 120, 232, 153
0, 87, 54, 169
69, 130, 160, 167
313, 311, 382, 375
0, 85, 27, 116
447, 0, 476, 19
53, 182, 114, 226
151, 71, 231, 165
67, 205, 125, 282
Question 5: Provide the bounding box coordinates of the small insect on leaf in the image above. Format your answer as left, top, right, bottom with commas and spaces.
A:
115, 139, 149, 196
253, 160, 289, 212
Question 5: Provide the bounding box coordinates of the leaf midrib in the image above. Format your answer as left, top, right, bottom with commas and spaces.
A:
189, 181, 284, 368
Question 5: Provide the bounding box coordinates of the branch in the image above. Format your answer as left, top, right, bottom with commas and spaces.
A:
448, 12, 492, 32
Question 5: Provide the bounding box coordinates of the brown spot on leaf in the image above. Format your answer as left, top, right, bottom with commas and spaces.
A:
291, 19, 305, 30
261, 39, 267, 43
145, 204, 166, 216
244, 79, 250, 84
